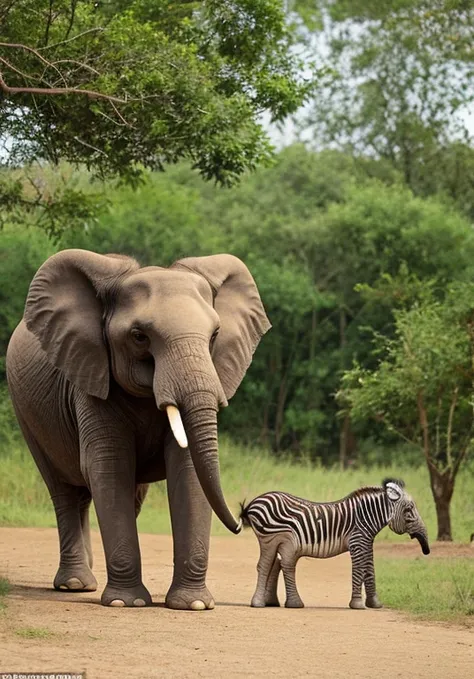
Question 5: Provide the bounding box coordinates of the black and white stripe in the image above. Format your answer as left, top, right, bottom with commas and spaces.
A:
241, 478, 429, 609
243, 488, 392, 558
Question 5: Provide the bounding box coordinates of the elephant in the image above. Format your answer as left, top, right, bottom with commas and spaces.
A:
6, 249, 271, 609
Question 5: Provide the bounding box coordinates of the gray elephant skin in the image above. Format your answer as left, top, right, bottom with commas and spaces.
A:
6, 249, 270, 610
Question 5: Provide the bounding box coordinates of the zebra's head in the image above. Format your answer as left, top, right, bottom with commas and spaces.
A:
383, 479, 430, 555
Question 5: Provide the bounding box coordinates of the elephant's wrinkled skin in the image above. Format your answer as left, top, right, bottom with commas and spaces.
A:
7, 250, 270, 609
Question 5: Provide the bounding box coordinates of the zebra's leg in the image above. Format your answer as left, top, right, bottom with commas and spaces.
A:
264, 554, 281, 607
348, 533, 368, 609
364, 544, 383, 608
279, 542, 304, 608
251, 537, 279, 608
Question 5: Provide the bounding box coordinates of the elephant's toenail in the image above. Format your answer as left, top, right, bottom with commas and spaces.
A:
65, 577, 83, 589
59, 585, 68, 590
190, 600, 206, 611
110, 599, 126, 607
133, 598, 146, 607
208, 599, 215, 610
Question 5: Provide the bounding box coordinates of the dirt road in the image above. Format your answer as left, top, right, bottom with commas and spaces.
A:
0, 528, 472, 679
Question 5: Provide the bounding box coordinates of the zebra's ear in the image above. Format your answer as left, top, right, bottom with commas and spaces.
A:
383, 479, 403, 502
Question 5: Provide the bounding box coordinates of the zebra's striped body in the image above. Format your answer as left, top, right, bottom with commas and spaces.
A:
241, 479, 429, 609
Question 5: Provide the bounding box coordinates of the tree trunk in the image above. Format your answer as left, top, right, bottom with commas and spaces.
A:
428, 465, 454, 541
434, 494, 452, 542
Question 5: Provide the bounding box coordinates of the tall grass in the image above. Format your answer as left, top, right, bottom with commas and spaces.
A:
1, 436, 473, 542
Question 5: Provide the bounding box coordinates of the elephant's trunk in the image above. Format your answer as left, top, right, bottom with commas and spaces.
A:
153, 339, 240, 534
179, 393, 242, 534
410, 530, 430, 555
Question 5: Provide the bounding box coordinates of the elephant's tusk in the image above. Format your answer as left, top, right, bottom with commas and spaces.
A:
166, 405, 188, 449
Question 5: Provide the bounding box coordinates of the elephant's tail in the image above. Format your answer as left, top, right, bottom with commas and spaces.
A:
239, 500, 251, 528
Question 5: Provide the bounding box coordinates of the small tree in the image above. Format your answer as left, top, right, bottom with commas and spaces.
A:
338, 283, 474, 541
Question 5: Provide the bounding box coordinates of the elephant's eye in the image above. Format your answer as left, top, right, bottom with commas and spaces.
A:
131, 329, 148, 345
210, 328, 219, 349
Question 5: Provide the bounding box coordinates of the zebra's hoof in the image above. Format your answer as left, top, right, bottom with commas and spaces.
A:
366, 596, 383, 609
349, 598, 365, 610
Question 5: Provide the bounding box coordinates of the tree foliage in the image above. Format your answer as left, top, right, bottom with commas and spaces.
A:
300, 0, 474, 217
0, 0, 312, 235
3, 145, 474, 466
338, 282, 474, 539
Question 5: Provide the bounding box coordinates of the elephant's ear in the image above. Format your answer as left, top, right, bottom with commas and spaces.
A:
24, 249, 139, 399
171, 254, 271, 400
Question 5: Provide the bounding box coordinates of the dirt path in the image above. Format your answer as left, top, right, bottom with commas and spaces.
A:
0, 528, 472, 679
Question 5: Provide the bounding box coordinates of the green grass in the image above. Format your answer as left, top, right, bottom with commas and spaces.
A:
377, 557, 474, 623
0, 577, 10, 611
15, 626, 56, 639
1, 436, 474, 543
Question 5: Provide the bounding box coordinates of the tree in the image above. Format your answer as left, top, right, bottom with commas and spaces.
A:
0, 0, 312, 235
300, 0, 474, 215
339, 283, 474, 541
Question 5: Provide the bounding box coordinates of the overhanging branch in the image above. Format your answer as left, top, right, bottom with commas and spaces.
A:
0, 74, 128, 103
0, 40, 128, 104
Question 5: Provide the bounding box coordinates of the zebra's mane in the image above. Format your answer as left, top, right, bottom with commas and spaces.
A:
344, 485, 385, 502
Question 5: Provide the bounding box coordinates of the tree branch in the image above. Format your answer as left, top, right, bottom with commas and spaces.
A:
37, 27, 104, 51
0, 41, 67, 87
51, 59, 100, 76
0, 56, 36, 81
0, 41, 56, 68
0, 73, 128, 104
65, 0, 78, 41
73, 135, 108, 156
43, 0, 55, 47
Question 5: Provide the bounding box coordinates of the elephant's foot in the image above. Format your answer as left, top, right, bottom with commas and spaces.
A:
251, 593, 266, 608
165, 584, 215, 611
54, 564, 97, 592
349, 597, 366, 610
101, 582, 152, 607
265, 596, 281, 607
366, 595, 383, 609
285, 597, 304, 608
250, 592, 280, 607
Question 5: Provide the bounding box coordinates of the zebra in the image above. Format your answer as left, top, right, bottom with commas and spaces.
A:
240, 478, 430, 610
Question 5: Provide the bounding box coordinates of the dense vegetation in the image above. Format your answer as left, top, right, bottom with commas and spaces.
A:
3, 146, 474, 463
2, 0, 474, 543
0, 0, 312, 234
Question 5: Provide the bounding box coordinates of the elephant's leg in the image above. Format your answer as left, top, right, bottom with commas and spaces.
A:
279, 542, 304, 608
251, 538, 280, 608
15, 414, 96, 591
364, 544, 382, 609
52, 486, 97, 591
81, 424, 151, 608
79, 487, 93, 569
164, 434, 214, 610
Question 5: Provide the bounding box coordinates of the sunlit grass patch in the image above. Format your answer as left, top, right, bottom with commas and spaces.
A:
377, 557, 474, 623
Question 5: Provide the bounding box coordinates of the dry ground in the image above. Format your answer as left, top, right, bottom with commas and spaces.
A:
0, 528, 472, 679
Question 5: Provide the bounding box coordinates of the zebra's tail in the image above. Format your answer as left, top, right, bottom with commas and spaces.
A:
239, 500, 251, 528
